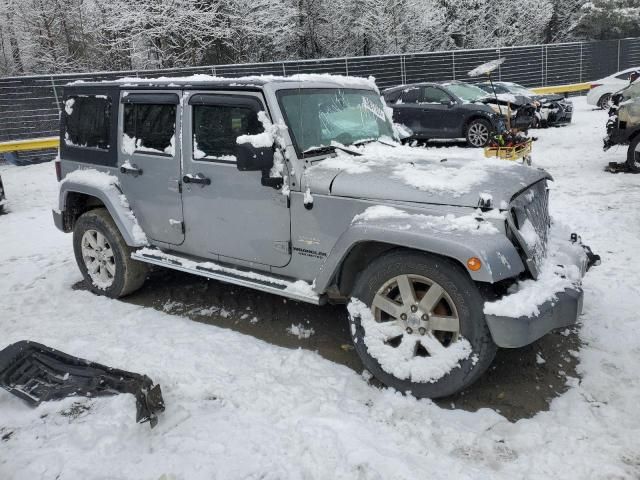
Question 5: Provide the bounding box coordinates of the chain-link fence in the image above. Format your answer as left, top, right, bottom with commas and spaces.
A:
2, 37, 640, 154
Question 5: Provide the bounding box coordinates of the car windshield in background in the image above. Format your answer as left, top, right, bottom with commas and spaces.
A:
503, 83, 534, 96
277, 88, 394, 155
445, 83, 488, 102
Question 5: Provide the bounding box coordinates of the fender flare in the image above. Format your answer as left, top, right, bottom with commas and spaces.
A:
314, 222, 525, 293
57, 180, 146, 247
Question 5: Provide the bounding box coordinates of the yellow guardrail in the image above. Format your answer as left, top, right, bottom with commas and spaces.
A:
530, 82, 592, 95
0, 136, 59, 154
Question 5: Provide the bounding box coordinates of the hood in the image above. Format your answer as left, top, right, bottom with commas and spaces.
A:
307, 144, 550, 209
532, 93, 566, 104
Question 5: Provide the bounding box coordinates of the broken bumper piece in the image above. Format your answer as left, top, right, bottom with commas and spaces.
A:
0, 341, 165, 428
485, 235, 600, 349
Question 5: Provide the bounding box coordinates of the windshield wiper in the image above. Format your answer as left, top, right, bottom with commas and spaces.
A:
353, 138, 397, 148
303, 145, 362, 157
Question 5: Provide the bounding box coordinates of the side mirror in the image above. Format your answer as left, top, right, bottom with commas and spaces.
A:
441, 99, 455, 107
235, 143, 274, 172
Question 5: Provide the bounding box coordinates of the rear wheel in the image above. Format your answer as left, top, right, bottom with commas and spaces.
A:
597, 93, 611, 110
465, 119, 491, 147
73, 208, 149, 298
626, 135, 640, 173
348, 250, 496, 398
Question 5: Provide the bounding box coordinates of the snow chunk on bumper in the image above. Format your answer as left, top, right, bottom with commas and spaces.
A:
484, 221, 588, 319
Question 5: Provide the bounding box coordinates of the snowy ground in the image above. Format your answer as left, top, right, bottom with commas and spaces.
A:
1, 97, 639, 479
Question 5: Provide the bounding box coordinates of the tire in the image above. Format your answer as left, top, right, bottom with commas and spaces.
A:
348, 250, 496, 399
465, 119, 492, 147
597, 93, 611, 110
626, 135, 640, 173
73, 208, 148, 298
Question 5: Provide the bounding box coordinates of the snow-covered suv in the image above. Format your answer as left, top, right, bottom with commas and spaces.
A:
53, 74, 598, 398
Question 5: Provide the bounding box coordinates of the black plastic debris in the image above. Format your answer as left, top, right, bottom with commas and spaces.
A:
0, 341, 165, 428
604, 161, 639, 174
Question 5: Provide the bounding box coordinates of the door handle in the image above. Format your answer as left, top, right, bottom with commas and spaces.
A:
183, 173, 211, 186
120, 163, 143, 177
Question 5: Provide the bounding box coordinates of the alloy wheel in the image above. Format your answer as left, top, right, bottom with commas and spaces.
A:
81, 229, 116, 288
468, 122, 489, 147
370, 274, 461, 359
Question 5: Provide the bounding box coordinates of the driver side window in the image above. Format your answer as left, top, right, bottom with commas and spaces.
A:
419, 87, 451, 104
192, 105, 263, 162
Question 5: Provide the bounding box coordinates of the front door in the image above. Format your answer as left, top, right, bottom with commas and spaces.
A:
416, 86, 460, 138
117, 91, 184, 245
181, 92, 291, 267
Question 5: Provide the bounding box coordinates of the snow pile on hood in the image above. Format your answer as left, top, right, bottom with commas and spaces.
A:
484, 220, 586, 318
352, 205, 502, 235
392, 162, 490, 197
348, 299, 472, 383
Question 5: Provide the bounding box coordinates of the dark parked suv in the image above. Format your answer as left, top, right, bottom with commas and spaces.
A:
383, 81, 534, 147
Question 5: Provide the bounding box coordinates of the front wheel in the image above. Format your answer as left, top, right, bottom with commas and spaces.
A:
626, 136, 640, 173
348, 250, 496, 398
465, 119, 491, 147
73, 208, 149, 298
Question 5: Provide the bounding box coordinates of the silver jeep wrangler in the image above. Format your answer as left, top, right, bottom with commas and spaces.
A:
53, 75, 598, 398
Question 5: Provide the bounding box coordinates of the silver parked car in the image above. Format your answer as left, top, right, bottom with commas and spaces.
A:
53, 75, 598, 398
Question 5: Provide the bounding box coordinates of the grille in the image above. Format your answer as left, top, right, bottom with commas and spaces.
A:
511, 180, 550, 273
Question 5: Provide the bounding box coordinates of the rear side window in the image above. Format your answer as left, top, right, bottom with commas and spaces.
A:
122, 104, 176, 156
63, 95, 111, 149
384, 90, 402, 103
193, 105, 262, 161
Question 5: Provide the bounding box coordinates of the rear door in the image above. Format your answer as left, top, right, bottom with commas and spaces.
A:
180, 91, 291, 267
117, 91, 184, 245
392, 87, 425, 137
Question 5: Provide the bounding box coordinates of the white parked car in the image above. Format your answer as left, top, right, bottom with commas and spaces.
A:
587, 67, 640, 109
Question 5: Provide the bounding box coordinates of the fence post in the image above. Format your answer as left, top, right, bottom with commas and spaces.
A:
497, 48, 502, 81
579, 42, 583, 83
452, 51, 456, 80
50, 76, 61, 112
618, 39, 621, 71
282, 63, 286, 76
345, 58, 349, 76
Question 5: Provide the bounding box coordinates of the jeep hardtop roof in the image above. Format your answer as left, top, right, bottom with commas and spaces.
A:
65, 74, 379, 92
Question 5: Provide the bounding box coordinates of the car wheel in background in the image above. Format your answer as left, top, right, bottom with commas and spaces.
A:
465, 119, 491, 147
597, 93, 612, 110
348, 250, 496, 398
626, 136, 640, 173
73, 208, 149, 298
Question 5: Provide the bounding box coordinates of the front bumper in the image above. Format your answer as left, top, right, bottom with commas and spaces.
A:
485, 235, 599, 348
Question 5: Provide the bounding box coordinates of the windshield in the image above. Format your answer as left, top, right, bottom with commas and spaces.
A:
444, 83, 489, 102
277, 88, 394, 155
502, 83, 534, 96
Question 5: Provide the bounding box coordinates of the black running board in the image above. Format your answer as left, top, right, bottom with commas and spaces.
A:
0, 341, 165, 428
132, 248, 322, 305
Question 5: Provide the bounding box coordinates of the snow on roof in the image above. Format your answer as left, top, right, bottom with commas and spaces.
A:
67, 73, 379, 92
